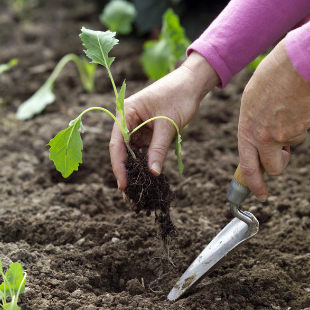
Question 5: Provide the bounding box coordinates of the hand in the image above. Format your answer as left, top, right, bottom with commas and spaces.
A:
238, 39, 310, 201
110, 52, 219, 190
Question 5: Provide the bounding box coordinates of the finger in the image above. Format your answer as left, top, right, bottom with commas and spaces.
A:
238, 138, 268, 201
109, 121, 128, 190
258, 144, 290, 176
147, 119, 176, 176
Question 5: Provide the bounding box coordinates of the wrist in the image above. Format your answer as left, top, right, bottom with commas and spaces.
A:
181, 51, 219, 100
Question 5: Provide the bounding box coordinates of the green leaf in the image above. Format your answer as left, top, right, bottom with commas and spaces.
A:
80, 27, 119, 69
141, 40, 171, 80
0, 59, 18, 75
162, 8, 190, 62
248, 54, 266, 72
47, 118, 83, 178
0, 262, 25, 297
75, 57, 97, 93
100, 0, 136, 35
141, 8, 190, 80
3, 303, 21, 310
16, 84, 55, 120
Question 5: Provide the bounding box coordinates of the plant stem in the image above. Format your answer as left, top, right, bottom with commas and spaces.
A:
125, 142, 136, 159
130, 116, 180, 136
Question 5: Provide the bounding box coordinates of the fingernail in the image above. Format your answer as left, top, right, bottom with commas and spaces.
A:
117, 180, 120, 189
151, 162, 161, 175
258, 195, 268, 202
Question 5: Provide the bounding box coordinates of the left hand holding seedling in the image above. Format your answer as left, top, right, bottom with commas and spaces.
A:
110, 52, 219, 190
238, 39, 310, 202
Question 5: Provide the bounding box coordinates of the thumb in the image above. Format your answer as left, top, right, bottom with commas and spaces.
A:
147, 119, 176, 176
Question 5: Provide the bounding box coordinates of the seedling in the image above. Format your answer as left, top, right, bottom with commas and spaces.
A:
0, 260, 26, 310
248, 54, 266, 72
141, 8, 190, 80
100, 0, 136, 35
48, 27, 183, 178
0, 59, 18, 75
16, 54, 96, 120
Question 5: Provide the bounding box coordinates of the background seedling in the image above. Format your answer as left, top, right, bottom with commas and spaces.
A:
247, 54, 266, 72
141, 8, 190, 80
0, 260, 26, 310
16, 54, 96, 120
100, 0, 136, 35
0, 59, 18, 75
48, 27, 183, 178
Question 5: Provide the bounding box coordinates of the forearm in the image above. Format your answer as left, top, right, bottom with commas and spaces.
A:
181, 52, 219, 100
188, 0, 310, 87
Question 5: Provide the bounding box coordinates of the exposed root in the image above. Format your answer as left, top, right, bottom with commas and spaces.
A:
124, 146, 176, 242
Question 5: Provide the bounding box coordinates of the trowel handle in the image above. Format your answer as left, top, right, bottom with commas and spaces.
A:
233, 164, 248, 188
227, 164, 250, 206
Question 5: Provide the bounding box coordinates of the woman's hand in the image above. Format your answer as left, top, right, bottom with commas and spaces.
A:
238, 39, 310, 201
110, 52, 219, 190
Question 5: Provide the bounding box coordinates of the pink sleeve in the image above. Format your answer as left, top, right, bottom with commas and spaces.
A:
187, 0, 310, 87
286, 21, 310, 83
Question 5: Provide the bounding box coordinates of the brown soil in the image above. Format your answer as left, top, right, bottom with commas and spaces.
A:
0, 1, 309, 310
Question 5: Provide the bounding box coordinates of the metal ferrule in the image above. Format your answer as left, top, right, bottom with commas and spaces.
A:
227, 178, 250, 206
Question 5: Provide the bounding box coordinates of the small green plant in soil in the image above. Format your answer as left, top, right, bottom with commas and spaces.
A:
48, 27, 183, 240
4, 0, 38, 17
141, 8, 190, 80
100, 0, 136, 35
0, 260, 26, 310
247, 54, 266, 72
16, 54, 96, 120
0, 59, 18, 75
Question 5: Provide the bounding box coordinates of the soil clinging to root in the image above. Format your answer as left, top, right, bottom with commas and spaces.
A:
125, 147, 176, 241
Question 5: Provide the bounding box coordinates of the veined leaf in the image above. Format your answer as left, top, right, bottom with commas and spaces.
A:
16, 84, 55, 120
100, 0, 136, 35
48, 119, 83, 178
0, 58, 18, 74
80, 27, 118, 69
0, 262, 25, 297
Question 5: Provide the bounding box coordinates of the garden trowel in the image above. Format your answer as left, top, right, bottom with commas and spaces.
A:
168, 164, 259, 301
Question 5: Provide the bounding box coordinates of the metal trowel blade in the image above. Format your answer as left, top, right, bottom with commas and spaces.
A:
167, 212, 259, 301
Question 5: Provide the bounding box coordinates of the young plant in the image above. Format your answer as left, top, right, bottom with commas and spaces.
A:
0, 59, 18, 75
48, 27, 183, 178
0, 260, 26, 310
16, 54, 96, 120
248, 54, 266, 72
100, 0, 136, 35
141, 8, 190, 80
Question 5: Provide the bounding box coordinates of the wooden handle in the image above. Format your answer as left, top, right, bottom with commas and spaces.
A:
233, 164, 247, 188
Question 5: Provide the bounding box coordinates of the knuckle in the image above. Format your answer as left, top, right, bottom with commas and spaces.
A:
240, 164, 258, 177
150, 143, 168, 157
254, 127, 270, 144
